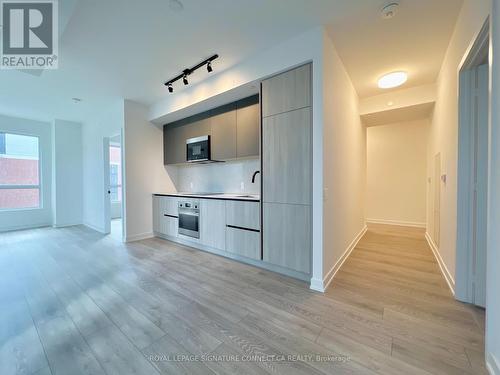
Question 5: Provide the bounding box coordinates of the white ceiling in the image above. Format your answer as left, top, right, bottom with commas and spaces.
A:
0, 0, 463, 123
327, 0, 463, 98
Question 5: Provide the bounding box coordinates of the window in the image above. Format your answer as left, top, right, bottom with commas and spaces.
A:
109, 145, 122, 202
0, 132, 40, 210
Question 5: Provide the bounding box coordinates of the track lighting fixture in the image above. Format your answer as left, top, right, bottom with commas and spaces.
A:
164, 54, 218, 93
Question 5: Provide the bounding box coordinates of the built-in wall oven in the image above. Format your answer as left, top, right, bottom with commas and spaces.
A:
178, 200, 200, 238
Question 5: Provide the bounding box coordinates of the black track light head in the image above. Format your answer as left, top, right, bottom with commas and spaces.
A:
167, 83, 173, 93
183, 75, 189, 85
207, 62, 213, 73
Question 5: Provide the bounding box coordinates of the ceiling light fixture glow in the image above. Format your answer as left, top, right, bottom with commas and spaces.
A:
377, 71, 407, 89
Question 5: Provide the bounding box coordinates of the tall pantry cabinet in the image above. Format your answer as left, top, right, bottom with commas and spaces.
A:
261, 64, 312, 275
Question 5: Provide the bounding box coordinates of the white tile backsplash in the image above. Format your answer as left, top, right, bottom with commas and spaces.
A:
170, 158, 260, 194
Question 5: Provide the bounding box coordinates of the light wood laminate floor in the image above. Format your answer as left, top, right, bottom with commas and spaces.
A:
0, 223, 486, 375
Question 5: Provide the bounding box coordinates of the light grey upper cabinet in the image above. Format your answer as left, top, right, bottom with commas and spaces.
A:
183, 116, 211, 141
261, 64, 311, 118
163, 96, 259, 165
164, 125, 184, 165
263, 107, 311, 205
236, 95, 260, 158
211, 103, 237, 161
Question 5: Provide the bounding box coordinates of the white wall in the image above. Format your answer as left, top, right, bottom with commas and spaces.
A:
111, 202, 121, 219
150, 27, 325, 289
426, 0, 491, 283
123, 100, 175, 242
366, 120, 429, 227
52, 120, 83, 227
0, 114, 52, 231
359, 84, 437, 115
487, 0, 500, 372
320, 31, 366, 290
172, 158, 260, 195
82, 101, 124, 232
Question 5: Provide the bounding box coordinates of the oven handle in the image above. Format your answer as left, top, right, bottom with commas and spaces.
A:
178, 211, 199, 217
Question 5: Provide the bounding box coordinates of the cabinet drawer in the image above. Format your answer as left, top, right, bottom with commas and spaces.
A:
160, 196, 178, 217
160, 215, 178, 237
225, 201, 260, 230
226, 226, 260, 260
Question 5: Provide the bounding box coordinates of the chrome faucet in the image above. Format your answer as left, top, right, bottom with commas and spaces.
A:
251, 170, 260, 183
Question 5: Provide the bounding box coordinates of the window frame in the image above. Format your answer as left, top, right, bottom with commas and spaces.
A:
0, 131, 42, 212
109, 144, 122, 204
109, 163, 122, 203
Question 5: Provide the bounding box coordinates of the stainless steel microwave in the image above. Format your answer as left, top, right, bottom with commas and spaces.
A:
186, 135, 210, 162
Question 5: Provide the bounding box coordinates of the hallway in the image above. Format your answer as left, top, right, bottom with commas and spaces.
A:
0, 224, 486, 375
326, 223, 486, 374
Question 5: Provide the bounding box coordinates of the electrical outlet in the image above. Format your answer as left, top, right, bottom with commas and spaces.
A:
190, 182, 194, 189
240, 182, 245, 191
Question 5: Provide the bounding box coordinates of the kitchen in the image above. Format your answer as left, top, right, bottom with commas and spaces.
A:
153, 63, 312, 281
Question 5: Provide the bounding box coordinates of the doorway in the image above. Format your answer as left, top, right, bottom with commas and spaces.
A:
103, 134, 124, 241
456, 20, 490, 307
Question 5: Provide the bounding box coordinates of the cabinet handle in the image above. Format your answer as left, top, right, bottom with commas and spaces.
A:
227, 224, 260, 233
164, 214, 178, 219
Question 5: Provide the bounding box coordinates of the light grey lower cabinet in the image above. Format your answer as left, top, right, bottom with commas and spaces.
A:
225, 201, 260, 230
200, 199, 226, 250
263, 203, 311, 274
225, 227, 260, 260
153, 196, 178, 237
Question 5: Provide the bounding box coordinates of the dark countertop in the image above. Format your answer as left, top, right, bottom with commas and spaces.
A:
153, 192, 260, 202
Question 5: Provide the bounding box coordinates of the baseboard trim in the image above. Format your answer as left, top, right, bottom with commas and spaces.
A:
425, 232, 455, 295
0, 222, 51, 233
311, 225, 367, 293
487, 352, 500, 375
366, 218, 426, 228
53, 222, 82, 229
126, 232, 154, 243
83, 222, 106, 234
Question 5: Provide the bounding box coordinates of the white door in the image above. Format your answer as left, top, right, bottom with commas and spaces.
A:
433, 153, 441, 247
103, 137, 111, 234
471, 64, 488, 307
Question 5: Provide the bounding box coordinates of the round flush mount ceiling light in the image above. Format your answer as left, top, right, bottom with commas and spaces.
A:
169, 0, 184, 12
381, 2, 399, 19
377, 71, 408, 89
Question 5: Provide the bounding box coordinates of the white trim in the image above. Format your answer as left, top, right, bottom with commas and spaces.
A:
126, 231, 154, 242
425, 232, 455, 295
310, 225, 367, 293
487, 352, 500, 375
0, 222, 50, 233
52, 222, 82, 229
366, 218, 426, 228
83, 222, 106, 234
